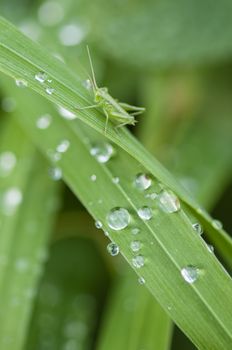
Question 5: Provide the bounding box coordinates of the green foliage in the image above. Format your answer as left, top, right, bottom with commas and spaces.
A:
0, 2, 231, 350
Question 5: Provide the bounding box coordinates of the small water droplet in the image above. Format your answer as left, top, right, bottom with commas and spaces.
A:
95, 220, 102, 229
35, 71, 47, 83
112, 176, 120, 184
131, 227, 140, 235
1, 187, 23, 215
106, 207, 130, 231
130, 240, 141, 252
56, 140, 70, 153
36, 114, 52, 129
83, 79, 92, 90
145, 192, 158, 200
134, 173, 152, 190
206, 244, 214, 253
90, 174, 97, 181
46, 87, 55, 95
90, 142, 114, 163
138, 276, 145, 285
107, 242, 119, 256
137, 206, 153, 220
48, 167, 62, 180
38, 1, 64, 27
181, 266, 200, 284
15, 78, 28, 88
57, 106, 76, 120
158, 190, 180, 213
132, 255, 144, 268
192, 222, 203, 235
0, 151, 17, 177
212, 219, 223, 230
59, 23, 86, 46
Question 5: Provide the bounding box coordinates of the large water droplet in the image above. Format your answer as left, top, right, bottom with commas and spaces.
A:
0, 151, 17, 177
15, 79, 28, 88
35, 71, 47, 83
192, 222, 203, 235
137, 206, 153, 220
107, 242, 119, 256
132, 255, 145, 268
95, 220, 102, 229
57, 106, 76, 120
158, 190, 180, 213
134, 173, 152, 190
90, 142, 114, 163
106, 207, 130, 231
46, 87, 55, 95
130, 240, 141, 252
56, 140, 70, 153
181, 266, 200, 284
36, 114, 52, 129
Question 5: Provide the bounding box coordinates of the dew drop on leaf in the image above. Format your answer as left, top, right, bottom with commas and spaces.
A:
131, 227, 140, 235
158, 190, 180, 213
138, 276, 145, 285
181, 266, 200, 284
48, 167, 62, 181
35, 71, 47, 83
90, 142, 114, 163
15, 78, 28, 88
95, 220, 102, 229
46, 87, 55, 95
132, 255, 145, 268
56, 140, 70, 153
134, 173, 152, 190
107, 242, 119, 256
90, 174, 97, 182
1, 187, 23, 215
107, 207, 130, 231
137, 206, 153, 220
192, 222, 203, 235
130, 240, 141, 252
212, 219, 223, 230
36, 114, 52, 129
57, 106, 76, 120
0, 151, 17, 177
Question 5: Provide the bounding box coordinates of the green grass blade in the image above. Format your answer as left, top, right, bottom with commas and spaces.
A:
1, 77, 231, 349
0, 118, 60, 349
0, 15, 230, 265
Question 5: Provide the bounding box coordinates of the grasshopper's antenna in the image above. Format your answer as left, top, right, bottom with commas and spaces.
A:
86, 45, 98, 89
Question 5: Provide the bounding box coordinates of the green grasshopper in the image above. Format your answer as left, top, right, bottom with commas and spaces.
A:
78, 47, 145, 133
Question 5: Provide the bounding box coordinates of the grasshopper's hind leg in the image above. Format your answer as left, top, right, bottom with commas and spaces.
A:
119, 102, 145, 113
103, 109, 109, 135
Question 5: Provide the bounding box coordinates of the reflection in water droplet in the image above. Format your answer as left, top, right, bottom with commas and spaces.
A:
192, 222, 203, 235
181, 265, 200, 284
107, 207, 130, 231
134, 173, 152, 190
130, 240, 141, 252
137, 206, 153, 220
35, 71, 47, 83
107, 242, 119, 256
158, 190, 180, 213
132, 255, 144, 268
36, 114, 52, 129
15, 79, 28, 88
90, 142, 114, 163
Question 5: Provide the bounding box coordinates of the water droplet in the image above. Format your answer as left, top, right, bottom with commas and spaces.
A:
38, 1, 64, 27
138, 276, 145, 285
56, 140, 70, 153
90, 142, 114, 163
57, 106, 76, 120
192, 222, 203, 235
132, 255, 144, 268
46, 87, 55, 95
90, 174, 97, 181
95, 220, 102, 229
158, 190, 180, 213
130, 240, 141, 252
145, 192, 158, 200
83, 79, 92, 90
137, 206, 153, 220
0, 151, 17, 177
206, 244, 214, 253
212, 219, 223, 230
134, 173, 152, 190
107, 242, 119, 256
112, 177, 120, 184
1, 187, 23, 215
35, 71, 47, 83
48, 167, 62, 180
59, 23, 86, 46
106, 207, 130, 231
15, 78, 28, 88
131, 227, 140, 235
181, 266, 200, 284
36, 114, 52, 129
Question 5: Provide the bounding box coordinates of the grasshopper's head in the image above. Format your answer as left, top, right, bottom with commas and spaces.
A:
94, 87, 108, 103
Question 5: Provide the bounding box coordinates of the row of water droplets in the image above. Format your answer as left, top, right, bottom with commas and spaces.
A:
89, 141, 223, 285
